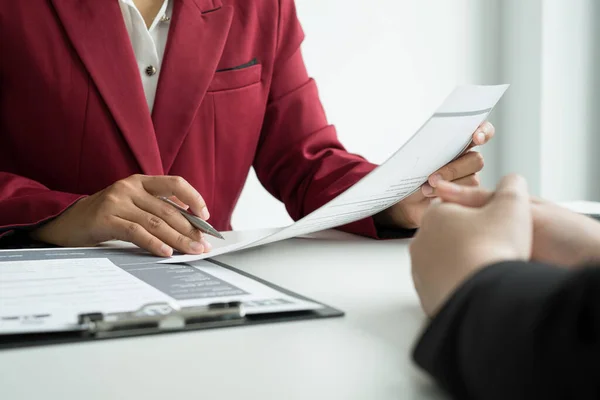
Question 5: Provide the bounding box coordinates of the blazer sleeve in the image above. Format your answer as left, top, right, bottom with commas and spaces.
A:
0, 172, 84, 238
412, 261, 600, 400
253, 0, 399, 239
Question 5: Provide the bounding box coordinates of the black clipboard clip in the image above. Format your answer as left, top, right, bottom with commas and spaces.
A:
78, 302, 245, 337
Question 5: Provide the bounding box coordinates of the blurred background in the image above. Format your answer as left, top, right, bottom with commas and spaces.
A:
232, 0, 600, 230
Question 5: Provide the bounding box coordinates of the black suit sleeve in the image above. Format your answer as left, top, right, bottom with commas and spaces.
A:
412, 261, 600, 400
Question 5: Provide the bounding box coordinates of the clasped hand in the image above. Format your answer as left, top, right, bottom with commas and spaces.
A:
411, 175, 600, 317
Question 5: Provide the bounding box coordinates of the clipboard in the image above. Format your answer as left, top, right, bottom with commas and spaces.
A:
0, 259, 343, 350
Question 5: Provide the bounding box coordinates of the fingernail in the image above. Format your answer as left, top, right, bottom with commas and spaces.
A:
201, 238, 212, 252
422, 184, 434, 196
476, 132, 485, 144
199, 207, 210, 220
161, 244, 173, 257
430, 174, 443, 186
190, 241, 204, 252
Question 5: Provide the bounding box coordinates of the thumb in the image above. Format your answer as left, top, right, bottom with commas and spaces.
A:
486, 174, 530, 222
484, 174, 533, 260
436, 180, 493, 207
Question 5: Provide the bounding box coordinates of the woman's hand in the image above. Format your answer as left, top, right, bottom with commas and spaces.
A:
31, 175, 213, 257
375, 121, 494, 229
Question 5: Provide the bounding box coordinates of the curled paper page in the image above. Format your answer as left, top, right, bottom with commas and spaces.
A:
159, 84, 509, 264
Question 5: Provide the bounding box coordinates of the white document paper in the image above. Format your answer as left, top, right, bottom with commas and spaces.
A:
0, 258, 176, 334
0, 254, 322, 335
180, 260, 323, 314
160, 84, 509, 264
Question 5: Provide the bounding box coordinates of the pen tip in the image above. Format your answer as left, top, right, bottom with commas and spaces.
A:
210, 230, 225, 240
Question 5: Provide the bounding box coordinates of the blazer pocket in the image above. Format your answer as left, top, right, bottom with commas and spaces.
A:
216, 58, 258, 73
208, 61, 262, 92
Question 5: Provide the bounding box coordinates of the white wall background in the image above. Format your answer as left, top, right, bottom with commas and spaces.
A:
232, 0, 600, 230
232, 0, 471, 230
469, 0, 600, 201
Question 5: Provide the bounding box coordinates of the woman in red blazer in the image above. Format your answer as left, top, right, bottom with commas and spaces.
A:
0, 0, 493, 256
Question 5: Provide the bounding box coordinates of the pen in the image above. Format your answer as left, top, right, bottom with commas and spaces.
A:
159, 197, 225, 240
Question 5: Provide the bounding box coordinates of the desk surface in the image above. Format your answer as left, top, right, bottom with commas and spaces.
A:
0, 231, 446, 400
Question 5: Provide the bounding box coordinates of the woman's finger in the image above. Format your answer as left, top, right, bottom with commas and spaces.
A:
427, 151, 485, 189
472, 121, 495, 146
133, 193, 204, 243
120, 206, 206, 255
109, 216, 173, 257
141, 176, 209, 220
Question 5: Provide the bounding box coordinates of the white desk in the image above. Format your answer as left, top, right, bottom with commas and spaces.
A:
0, 232, 446, 400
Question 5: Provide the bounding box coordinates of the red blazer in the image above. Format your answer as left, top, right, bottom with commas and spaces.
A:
0, 0, 379, 239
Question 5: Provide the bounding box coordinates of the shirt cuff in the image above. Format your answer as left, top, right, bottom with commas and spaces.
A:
375, 222, 417, 239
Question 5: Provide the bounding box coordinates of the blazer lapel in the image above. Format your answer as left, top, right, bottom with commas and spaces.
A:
50, 0, 164, 176
152, 0, 234, 173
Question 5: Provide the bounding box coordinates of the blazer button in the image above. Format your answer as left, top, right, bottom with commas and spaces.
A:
145, 65, 157, 76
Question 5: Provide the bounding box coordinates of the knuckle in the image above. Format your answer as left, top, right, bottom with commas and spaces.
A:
99, 213, 113, 227
111, 179, 132, 194
507, 173, 525, 182
445, 166, 458, 180
499, 174, 528, 196
171, 176, 188, 189
113, 179, 129, 190
189, 228, 202, 239
102, 192, 120, 207
93, 214, 113, 235
147, 216, 162, 230
497, 190, 526, 203
175, 234, 187, 248
160, 204, 178, 218
125, 222, 139, 240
